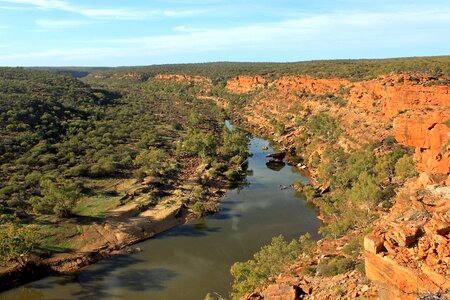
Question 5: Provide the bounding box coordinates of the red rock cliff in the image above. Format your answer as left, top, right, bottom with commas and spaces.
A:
226, 75, 266, 93
394, 110, 450, 174
226, 74, 450, 175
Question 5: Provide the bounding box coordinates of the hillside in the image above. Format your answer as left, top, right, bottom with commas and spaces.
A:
147, 61, 449, 299
0, 68, 249, 290
0, 57, 449, 298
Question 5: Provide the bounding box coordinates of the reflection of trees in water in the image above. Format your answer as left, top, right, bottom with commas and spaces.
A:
12, 255, 179, 300
265, 160, 286, 172
233, 177, 250, 195
0, 287, 45, 300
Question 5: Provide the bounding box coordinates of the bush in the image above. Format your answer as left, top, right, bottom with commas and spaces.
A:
347, 172, 382, 210
30, 179, 82, 218
269, 119, 285, 136
303, 185, 318, 201
342, 237, 363, 258
394, 155, 417, 181
191, 201, 207, 216
133, 147, 168, 176
317, 256, 355, 277
0, 223, 39, 265
230, 233, 314, 299
310, 152, 321, 168
307, 112, 341, 142
182, 130, 218, 157
302, 265, 317, 276
224, 168, 241, 181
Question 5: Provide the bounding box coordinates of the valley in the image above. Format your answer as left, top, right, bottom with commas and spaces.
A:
0, 56, 449, 299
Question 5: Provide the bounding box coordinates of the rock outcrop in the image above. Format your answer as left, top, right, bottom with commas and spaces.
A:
92, 72, 144, 80
364, 177, 450, 299
226, 75, 266, 93
224, 73, 450, 299
154, 73, 211, 83
226, 73, 450, 175
394, 109, 450, 174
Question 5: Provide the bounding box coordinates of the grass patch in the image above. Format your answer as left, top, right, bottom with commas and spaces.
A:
35, 223, 82, 255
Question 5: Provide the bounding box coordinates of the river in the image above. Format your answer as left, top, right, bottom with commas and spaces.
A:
1, 134, 320, 300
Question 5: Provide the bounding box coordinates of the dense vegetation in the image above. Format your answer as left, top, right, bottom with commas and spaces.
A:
49, 55, 450, 85
293, 113, 417, 239
0, 68, 248, 265
1, 56, 446, 293
230, 234, 315, 299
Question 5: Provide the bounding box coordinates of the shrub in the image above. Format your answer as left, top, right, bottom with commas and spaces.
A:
224, 168, 241, 181
182, 130, 218, 157
394, 155, 417, 181
303, 185, 318, 201
269, 119, 286, 136
204, 293, 215, 300
191, 201, 207, 216
32, 179, 81, 218
347, 172, 382, 210
0, 223, 39, 265
310, 152, 321, 168
342, 237, 363, 258
302, 265, 317, 276
133, 147, 168, 176
307, 112, 341, 142
230, 233, 314, 299
317, 256, 355, 277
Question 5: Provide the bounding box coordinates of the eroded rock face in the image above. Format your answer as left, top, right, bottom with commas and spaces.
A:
154, 73, 210, 83
226, 73, 450, 175
364, 178, 450, 299
348, 75, 450, 118
92, 72, 144, 80
223, 73, 450, 299
394, 109, 450, 174
226, 75, 266, 93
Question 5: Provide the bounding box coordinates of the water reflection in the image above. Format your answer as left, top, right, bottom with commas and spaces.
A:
265, 160, 286, 172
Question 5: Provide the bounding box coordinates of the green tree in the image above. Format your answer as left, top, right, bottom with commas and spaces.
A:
230, 234, 314, 299
394, 155, 417, 181
134, 147, 168, 176
0, 223, 39, 265
32, 179, 81, 218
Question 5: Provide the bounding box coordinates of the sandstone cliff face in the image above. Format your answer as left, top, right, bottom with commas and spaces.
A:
154, 73, 211, 83
226, 75, 266, 93
394, 109, 450, 174
364, 176, 450, 299
226, 74, 450, 175
92, 72, 144, 80
271, 76, 348, 95
223, 73, 449, 299
154, 74, 212, 95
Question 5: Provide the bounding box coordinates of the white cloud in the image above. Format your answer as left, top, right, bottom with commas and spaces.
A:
0, 5, 31, 9
0, 8, 449, 66
163, 9, 205, 17
0, 0, 205, 19
107, 9, 450, 54
172, 25, 207, 32
35, 18, 90, 28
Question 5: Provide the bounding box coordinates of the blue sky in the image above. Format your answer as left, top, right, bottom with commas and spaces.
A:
0, 0, 449, 66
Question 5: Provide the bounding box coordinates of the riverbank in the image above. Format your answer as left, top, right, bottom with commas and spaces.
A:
1, 135, 320, 300
0, 157, 237, 292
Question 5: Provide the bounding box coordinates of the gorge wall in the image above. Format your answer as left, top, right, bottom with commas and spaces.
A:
155, 72, 450, 299
225, 74, 449, 299
225, 74, 450, 175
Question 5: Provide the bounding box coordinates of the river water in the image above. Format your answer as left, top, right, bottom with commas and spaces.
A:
1, 136, 320, 300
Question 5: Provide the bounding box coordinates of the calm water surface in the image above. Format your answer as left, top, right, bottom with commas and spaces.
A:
2, 136, 320, 300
